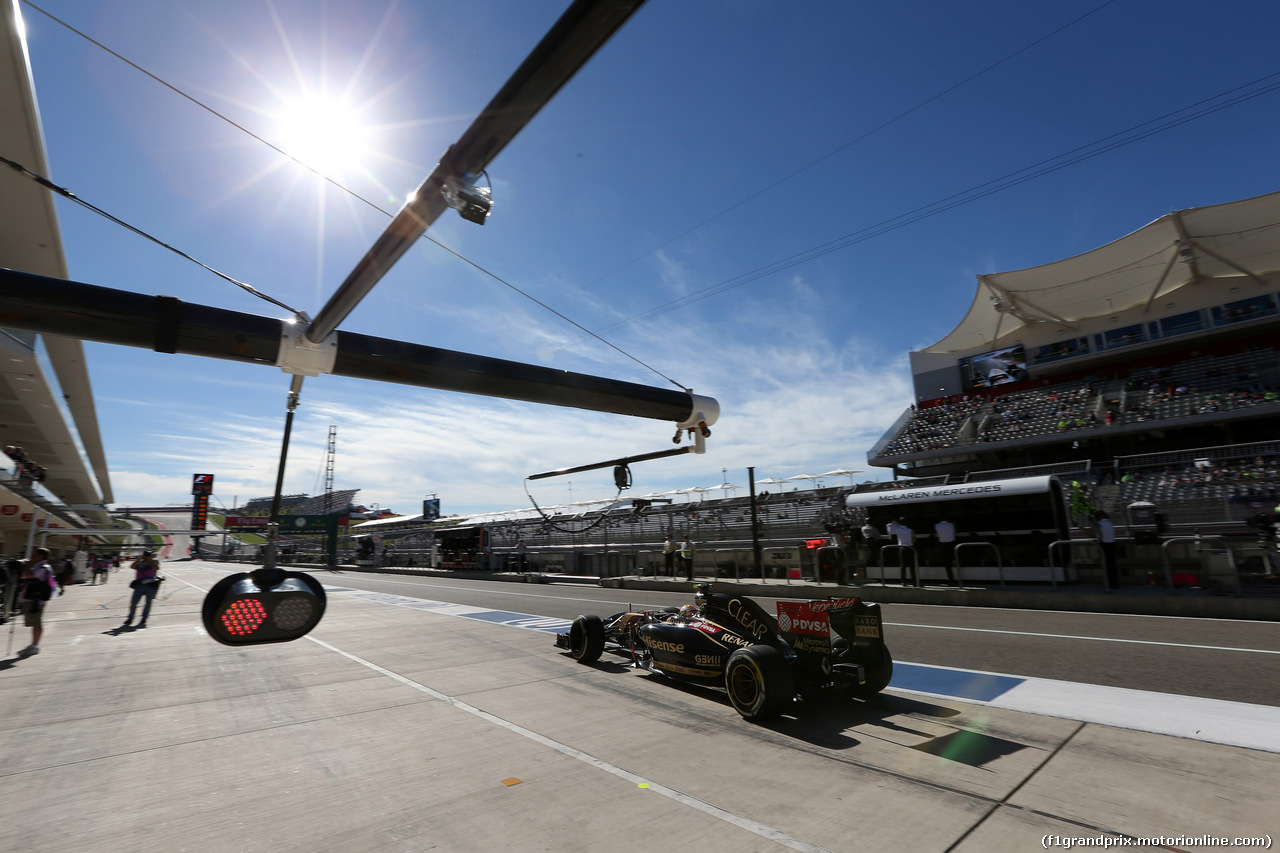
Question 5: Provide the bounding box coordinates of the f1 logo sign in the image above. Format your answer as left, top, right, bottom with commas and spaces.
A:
192, 474, 214, 495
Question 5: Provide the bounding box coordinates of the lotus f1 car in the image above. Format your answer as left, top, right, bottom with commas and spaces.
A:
554, 585, 892, 721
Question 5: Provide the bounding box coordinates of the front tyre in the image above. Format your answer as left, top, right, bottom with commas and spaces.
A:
851, 645, 893, 700
568, 614, 605, 663
725, 645, 794, 721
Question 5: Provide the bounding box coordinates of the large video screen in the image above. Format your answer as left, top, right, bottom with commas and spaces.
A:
958, 344, 1028, 390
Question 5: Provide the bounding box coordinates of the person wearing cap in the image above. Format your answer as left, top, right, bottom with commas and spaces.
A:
123, 550, 161, 628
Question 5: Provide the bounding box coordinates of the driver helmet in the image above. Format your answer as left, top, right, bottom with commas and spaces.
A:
679, 604, 699, 620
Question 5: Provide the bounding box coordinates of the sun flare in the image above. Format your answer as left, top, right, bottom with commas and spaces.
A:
273, 93, 373, 179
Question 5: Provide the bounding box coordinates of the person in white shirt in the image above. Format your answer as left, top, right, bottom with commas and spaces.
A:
892, 518, 916, 586
934, 518, 958, 585
1092, 510, 1119, 590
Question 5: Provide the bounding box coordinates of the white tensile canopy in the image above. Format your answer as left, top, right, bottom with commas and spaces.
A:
924, 189, 1280, 354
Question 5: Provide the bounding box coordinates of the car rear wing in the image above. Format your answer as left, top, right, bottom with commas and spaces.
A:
776, 597, 884, 656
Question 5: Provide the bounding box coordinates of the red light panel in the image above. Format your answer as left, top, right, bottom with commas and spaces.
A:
221, 599, 268, 635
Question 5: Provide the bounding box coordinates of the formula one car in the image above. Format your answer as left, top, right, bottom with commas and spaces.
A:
554, 585, 892, 721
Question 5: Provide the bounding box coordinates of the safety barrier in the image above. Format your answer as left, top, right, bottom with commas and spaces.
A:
955, 541, 1004, 588
1047, 540, 1097, 589
878, 544, 919, 588
761, 547, 801, 583
1160, 536, 1238, 592
713, 548, 741, 581
635, 549, 660, 577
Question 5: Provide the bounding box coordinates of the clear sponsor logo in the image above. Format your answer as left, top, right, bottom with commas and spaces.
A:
727, 598, 771, 639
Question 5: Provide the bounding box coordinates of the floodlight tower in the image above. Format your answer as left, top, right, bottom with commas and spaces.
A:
324, 425, 337, 513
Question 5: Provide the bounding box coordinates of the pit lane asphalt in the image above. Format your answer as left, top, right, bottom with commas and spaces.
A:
313, 570, 1280, 707
3, 559, 1275, 853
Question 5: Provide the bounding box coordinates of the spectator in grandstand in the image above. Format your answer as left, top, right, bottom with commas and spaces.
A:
1092, 511, 1119, 590
934, 518, 958, 585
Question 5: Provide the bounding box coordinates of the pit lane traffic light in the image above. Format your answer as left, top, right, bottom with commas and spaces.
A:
202, 569, 326, 646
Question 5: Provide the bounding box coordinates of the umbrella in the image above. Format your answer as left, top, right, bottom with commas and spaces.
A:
821, 467, 864, 486
787, 473, 824, 490
670, 487, 707, 501
754, 477, 787, 486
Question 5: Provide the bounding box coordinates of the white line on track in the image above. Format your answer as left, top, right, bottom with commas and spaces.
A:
890, 660, 1280, 754
349, 576, 1279, 656
306, 635, 833, 853
883, 621, 1280, 655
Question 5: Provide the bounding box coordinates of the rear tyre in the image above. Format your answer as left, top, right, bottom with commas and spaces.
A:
851, 645, 893, 700
725, 645, 794, 721
568, 614, 605, 663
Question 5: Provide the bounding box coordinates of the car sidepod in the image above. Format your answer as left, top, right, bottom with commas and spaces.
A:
635, 619, 729, 683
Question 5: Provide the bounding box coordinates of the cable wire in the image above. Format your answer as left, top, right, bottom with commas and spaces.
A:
561, 68, 1280, 347
579, 0, 1121, 292
0, 153, 307, 319
522, 479, 624, 534
20, 0, 687, 391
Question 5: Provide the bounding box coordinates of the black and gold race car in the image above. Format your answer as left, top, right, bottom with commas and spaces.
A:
555, 585, 892, 721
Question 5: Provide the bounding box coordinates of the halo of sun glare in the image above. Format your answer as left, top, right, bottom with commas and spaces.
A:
273, 93, 373, 180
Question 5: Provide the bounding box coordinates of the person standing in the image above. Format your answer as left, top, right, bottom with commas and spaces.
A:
18, 547, 56, 656
123, 550, 161, 628
1093, 510, 1119, 590
679, 535, 696, 581
893, 518, 916, 586
861, 518, 883, 578
663, 534, 676, 577
934, 518, 958, 585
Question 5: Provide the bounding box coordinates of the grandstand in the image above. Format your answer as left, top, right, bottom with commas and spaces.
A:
297, 192, 1280, 589
238, 489, 360, 515
869, 190, 1280, 523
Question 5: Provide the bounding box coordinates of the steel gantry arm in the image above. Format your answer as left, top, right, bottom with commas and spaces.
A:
306, 0, 648, 344
0, 269, 717, 430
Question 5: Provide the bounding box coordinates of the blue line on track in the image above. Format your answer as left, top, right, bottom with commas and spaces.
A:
890, 662, 1024, 701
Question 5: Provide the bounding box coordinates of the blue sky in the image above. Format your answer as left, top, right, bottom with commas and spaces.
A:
18, 0, 1280, 516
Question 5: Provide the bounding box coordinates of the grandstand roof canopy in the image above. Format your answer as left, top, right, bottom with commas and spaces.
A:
925, 189, 1280, 354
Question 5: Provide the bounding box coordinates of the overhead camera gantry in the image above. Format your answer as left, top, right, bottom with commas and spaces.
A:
0, 0, 719, 644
